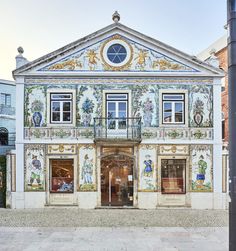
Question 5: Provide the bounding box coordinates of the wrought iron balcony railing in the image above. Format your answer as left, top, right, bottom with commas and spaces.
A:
94, 117, 141, 141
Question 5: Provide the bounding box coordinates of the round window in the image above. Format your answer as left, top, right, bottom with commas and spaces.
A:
107, 44, 127, 64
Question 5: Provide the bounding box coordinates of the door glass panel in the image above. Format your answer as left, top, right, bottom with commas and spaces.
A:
161, 159, 186, 194
101, 155, 133, 206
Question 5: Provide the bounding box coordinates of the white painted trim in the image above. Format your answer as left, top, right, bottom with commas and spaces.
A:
46, 89, 76, 127
159, 89, 188, 127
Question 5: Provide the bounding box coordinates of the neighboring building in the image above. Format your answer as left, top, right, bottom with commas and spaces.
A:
0, 79, 15, 207
11, 13, 225, 209
0, 79, 16, 155
198, 35, 228, 144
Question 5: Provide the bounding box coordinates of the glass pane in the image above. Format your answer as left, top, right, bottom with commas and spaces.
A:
231, 0, 236, 11
107, 94, 127, 100
164, 112, 172, 122
63, 112, 71, 122
175, 113, 183, 122
107, 111, 115, 119
107, 44, 127, 63
164, 102, 172, 112
63, 102, 71, 111
51, 159, 74, 193
119, 102, 126, 112
161, 159, 185, 194
5, 95, 11, 106
163, 95, 183, 100
52, 102, 60, 111
108, 119, 116, 129
51, 94, 72, 99
52, 112, 60, 121
118, 119, 126, 129
119, 112, 126, 118
108, 102, 116, 111
175, 103, 183, 113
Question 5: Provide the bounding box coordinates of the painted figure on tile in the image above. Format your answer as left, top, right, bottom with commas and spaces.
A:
196, 155, 207, 188
86, 50, 99, 70
143, 154, 153, 177
142, 98, 154, 127
29, 155, 42, 186
81, 154, 93, 184
135, 49, 148, 70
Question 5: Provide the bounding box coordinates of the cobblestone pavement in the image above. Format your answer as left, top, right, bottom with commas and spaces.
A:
0, 208, 228, 227
0, 209, 229, 251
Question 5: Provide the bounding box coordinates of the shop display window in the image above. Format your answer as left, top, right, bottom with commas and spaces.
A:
50, 159, 74, 193
161, 159, 186, 194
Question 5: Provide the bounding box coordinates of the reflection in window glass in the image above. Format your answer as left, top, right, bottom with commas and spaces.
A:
50, 93, 72, 123
161, 159, 186, 194
50, 159, 74, 193
162, 94, 184, 124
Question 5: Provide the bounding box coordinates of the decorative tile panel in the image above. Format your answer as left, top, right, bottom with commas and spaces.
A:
47, 144, 77, 155
24, 144, 45, 191
38, 34, 197, 73
190, 145, 213, 192
159, 145, 189, 155
138, 145, 157, 192
78, 145, 96, 191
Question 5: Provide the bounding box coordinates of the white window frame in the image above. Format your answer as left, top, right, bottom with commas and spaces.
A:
1, 93, 11, 106
47, 89, 76, 127
102, 90, 131, 118
159, 90, 188, 127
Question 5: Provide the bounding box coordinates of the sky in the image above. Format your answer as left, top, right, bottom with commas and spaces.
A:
0, 0, 226, 81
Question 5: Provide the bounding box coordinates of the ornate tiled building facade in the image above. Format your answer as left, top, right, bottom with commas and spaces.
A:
11, 14, 226, 209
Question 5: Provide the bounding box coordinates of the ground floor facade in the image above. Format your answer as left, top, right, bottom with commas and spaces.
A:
7, 142, 227, 209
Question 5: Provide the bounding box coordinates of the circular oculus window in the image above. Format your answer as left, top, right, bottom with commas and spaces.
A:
101, 39, 132, 68
107, 44, 127, 63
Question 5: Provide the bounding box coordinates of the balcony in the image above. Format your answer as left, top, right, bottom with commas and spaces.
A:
94, 117, 142, 142
0, 105, 15, 116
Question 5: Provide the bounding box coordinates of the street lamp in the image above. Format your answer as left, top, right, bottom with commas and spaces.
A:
228, 0, 236, 250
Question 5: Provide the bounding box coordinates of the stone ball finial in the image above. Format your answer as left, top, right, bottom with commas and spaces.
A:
17, 46, 24, 55
112, 11, 120, 23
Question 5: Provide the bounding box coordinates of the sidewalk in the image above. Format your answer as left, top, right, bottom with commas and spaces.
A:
0, 209, 229, 251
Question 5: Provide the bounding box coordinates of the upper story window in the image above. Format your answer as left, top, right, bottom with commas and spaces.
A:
50, 93, 72, 124
162, 94, 185, 124
0, 93, 11, 107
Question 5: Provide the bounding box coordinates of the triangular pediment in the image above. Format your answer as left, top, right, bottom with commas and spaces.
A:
13, 23, 223, 76
38, 34, 197, 73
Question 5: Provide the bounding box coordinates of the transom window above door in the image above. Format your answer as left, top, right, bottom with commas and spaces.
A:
50, 93, 72, 124
162, 94, 185, 124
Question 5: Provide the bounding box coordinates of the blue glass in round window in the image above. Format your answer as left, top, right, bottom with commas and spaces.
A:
107, 44, 127, 63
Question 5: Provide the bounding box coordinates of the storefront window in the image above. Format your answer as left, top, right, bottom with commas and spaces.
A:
161, 159, 186, 194
50, 159, 74, 193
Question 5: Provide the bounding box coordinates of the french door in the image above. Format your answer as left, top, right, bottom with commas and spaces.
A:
106, 93, 128, 135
